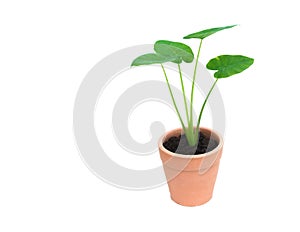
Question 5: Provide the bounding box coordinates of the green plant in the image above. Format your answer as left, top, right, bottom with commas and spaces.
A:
131, 25, 254, 146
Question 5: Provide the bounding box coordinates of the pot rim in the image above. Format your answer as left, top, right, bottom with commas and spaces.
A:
158, 127, 223, 159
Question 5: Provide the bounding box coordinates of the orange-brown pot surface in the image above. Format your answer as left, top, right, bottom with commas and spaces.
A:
158, 127, 223, 206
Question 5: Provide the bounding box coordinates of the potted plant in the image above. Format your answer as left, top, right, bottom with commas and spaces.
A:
131, 25, 254, 206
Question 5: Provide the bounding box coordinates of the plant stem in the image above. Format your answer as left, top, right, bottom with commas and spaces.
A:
178, 64, 189, 124
189, 39, 203, 129
181, 39, 203, 145
161, 64, 186, 130
196, 78, 218, 131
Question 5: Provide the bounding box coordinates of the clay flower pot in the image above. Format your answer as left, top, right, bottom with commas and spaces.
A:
158, 127, 223, 206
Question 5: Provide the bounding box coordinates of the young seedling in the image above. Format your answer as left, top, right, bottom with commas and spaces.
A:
131, 25, 254, 147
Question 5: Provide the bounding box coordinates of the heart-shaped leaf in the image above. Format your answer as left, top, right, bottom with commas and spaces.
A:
206, 55, 254, 78
154, 40, 194, 64
184, 25, 237, 40
131, 53, 175, 66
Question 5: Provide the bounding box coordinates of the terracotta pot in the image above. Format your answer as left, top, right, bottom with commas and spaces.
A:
158, 127, 223, 206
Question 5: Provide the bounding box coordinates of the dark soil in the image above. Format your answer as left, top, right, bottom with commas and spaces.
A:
163, 132, 218, 155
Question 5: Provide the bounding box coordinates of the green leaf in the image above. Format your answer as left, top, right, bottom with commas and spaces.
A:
206, 55, 254, 78
154, 40, 194, 64
183, 25, 237, 40
131, 53, 175, 66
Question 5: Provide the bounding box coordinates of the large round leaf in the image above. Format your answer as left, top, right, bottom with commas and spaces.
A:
184, 25, 237, 40
131, 53, 175, 66
154, 40, 194, 64
206, 55, 254, 78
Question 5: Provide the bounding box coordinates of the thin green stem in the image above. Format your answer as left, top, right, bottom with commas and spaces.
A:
189, 39, 203, 129
178, 64, 189, 125
161, 64, 186, 130
196, 78, 219, 131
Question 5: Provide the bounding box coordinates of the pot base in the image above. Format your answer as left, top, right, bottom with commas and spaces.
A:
171, 195, 212, 207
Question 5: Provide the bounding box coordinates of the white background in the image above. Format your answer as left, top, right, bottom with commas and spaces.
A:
1, 0, 300, 231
